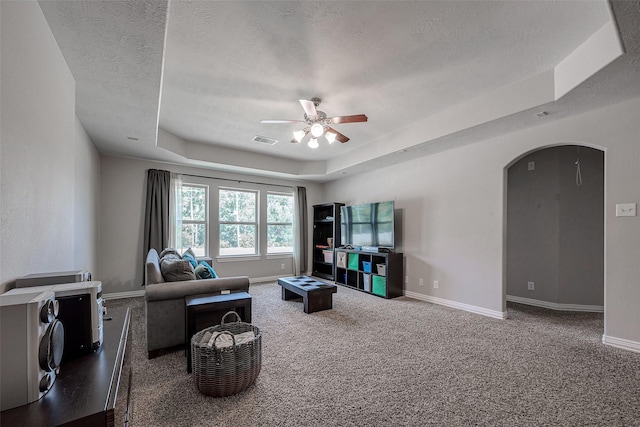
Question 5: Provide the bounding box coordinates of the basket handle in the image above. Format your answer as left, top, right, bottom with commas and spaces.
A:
221, 310, 242, 325
212, 330, 236, 348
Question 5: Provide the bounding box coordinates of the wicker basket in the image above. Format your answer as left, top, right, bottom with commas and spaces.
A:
191, 311, 262, 397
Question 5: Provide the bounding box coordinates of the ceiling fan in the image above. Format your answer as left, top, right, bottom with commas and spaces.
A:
261, 98, 368, 148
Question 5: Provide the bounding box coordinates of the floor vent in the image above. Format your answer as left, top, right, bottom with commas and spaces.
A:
252, 135, 278, 145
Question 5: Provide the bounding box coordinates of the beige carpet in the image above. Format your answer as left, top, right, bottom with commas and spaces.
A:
105, 281, 640, 426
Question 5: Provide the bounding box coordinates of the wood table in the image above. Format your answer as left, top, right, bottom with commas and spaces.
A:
277, 276, 337, 314
1, 307, 132, 427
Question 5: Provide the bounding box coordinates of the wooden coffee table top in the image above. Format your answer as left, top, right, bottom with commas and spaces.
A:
277, 276, 337, 293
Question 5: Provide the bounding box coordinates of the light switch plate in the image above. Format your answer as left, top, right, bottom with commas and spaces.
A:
616, 203, 637, 217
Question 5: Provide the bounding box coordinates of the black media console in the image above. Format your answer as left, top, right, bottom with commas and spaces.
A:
1, 307, 132, 426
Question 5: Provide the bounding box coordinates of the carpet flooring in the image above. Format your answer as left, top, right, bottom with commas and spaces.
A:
105, 281, 640, 426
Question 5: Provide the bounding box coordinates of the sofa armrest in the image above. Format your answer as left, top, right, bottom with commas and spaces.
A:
145, 276, 250, 302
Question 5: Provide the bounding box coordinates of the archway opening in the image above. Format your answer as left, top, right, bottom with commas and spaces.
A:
504, 145, 604, 322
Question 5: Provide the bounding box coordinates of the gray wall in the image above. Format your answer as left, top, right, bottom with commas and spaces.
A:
0, 1, 100, 294
324, 97, 640, 348
506, 146, 604, 306
98, 155, 323, 294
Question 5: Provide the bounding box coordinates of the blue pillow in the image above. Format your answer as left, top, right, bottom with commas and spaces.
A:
199, 260, 217, 279
182, 248, 196, 259
182, 252, 198, 269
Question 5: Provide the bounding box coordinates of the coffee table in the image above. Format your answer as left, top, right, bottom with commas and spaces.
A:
277, 276, 337, 314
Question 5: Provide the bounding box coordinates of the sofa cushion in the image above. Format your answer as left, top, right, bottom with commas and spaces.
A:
160, 256, 196, 282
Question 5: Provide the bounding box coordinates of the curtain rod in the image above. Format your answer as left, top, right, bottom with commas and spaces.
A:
180, 173, 295, 189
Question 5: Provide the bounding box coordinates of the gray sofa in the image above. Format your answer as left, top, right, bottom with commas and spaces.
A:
145, 248, 250, 358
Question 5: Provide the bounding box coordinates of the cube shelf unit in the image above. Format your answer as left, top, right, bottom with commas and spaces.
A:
311, 203, 343, 281
334, 249, 403, 299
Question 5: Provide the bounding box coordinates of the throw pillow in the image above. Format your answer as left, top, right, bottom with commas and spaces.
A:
160, 257, 196, 282
182, 252, 198, 269
182, 247, 196, 259
199, 260, 218, 279
194, 263, 212, 280
159, 248, 180, 258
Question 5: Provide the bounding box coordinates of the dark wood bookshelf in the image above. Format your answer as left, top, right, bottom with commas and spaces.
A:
334, 249, 403, 298
311, 203, 343, 281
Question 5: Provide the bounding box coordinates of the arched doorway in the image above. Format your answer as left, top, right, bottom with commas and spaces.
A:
504, 145, 604, 316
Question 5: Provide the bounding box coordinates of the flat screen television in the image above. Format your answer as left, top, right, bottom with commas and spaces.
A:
340, 200, 395, 249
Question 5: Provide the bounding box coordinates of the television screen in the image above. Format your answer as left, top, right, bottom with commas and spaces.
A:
340, 200, 394, 248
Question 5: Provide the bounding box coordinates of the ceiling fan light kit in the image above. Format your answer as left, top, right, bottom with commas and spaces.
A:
261, 98, 367, 148
310, 123, 324, 138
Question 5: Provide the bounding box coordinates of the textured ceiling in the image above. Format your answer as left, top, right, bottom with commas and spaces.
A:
38, 0, 640, 182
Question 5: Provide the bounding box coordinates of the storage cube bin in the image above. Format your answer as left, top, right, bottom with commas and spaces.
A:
348, 253, 359, 270
362, 261, 372, 273
323, 250, 333, 263
336, 252, 347, 269
362, 273, 371, 292
376, 263, 386, 276
372, 275, 386, 297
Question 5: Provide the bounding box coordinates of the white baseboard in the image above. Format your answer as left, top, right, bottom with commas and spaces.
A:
404, 290, 507, 320
602, 335, 640, 353
250, 275, 293, 283
506, 295, 604, 312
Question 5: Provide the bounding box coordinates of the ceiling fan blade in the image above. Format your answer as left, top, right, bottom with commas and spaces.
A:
328, 114, 368, 124
299, 99, 318, 118
327, 127, 350, 143
260, 119, 303, 124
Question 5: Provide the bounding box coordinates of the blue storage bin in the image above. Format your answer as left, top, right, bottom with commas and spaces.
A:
362, 261, 371, 273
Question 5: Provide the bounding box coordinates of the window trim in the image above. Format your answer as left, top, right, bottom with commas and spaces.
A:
266, 191, 294, 255
218, 187, 259, 257
177, 183, 209, 257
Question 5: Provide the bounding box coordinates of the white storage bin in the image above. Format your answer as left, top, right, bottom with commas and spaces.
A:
323, 250, 333, 264
336, 252, 347, 269
362, 273, 371, 292
376, 263, 386, 276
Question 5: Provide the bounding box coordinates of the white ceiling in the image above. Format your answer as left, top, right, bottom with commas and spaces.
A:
38, 0, 640, 182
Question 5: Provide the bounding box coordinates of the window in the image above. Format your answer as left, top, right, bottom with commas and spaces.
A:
219, 188, 257, 256
267, 192, 294, 254
177, 184, 208, 256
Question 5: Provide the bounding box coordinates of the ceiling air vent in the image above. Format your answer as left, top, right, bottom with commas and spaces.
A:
252, 135, 278, 145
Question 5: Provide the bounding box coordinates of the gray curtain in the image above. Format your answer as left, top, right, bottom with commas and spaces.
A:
143, 169, 171, 270
294, 186, 308, 275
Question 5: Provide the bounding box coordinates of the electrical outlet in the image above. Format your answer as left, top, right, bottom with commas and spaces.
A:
528, 281, 535, 291
616, 203, 637, 217
405, 276, 409, 284
433, 280, 439, 289
419, 278, 424, 287
281, 263, 285, 270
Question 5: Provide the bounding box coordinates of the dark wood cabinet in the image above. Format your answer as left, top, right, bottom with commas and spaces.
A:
312, 203, 343, 281
334, 249, 403, 298
1, 307, 132, 426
